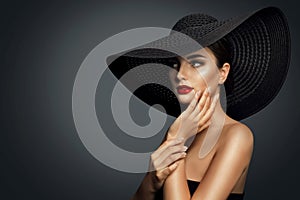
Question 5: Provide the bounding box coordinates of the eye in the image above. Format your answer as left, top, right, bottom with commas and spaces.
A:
190, 60, 204, 68
167, 59, 180, 69
172, 63, 179, 69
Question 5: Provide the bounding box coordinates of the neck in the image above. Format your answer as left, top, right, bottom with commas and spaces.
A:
212, 93, 236, 126
194, 99, 230, 158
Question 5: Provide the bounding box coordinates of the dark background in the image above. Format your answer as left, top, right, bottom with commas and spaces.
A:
1, 0, 299, 199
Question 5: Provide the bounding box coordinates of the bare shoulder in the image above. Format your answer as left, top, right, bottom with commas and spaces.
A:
219, 121, 254, 152
225, 122, 253, 141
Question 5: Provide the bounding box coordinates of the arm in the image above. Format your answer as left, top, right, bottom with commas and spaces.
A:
131, 170, 170, 200
163, 159, 191, 199
163, 124, 254, 200
132, 89, 217, 199
131, 137, 186, 200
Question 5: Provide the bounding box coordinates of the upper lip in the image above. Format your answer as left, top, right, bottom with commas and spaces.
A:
176, 85, 193, 90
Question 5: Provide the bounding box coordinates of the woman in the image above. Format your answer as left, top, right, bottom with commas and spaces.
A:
108, 6, 290, 200
132, 40, 253, 200
166, 45, 253, 200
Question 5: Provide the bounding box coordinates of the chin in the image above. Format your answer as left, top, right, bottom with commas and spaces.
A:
176, 94, 194, 105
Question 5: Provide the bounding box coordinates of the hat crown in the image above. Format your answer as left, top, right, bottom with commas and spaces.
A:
172, 13, 218, 32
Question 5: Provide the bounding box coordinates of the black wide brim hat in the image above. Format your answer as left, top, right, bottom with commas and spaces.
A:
107, 6, 291, 120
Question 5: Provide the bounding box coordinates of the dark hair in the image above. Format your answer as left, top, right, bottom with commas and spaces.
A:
207, 37, 234, 95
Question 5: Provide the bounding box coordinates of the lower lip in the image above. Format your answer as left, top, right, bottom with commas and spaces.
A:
177, 88, 193, 94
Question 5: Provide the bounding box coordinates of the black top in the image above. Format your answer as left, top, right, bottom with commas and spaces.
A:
155, 179, 244, 200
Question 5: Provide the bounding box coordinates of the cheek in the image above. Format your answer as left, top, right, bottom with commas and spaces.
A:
194, 67, 219, 90
191, 74, 206, 91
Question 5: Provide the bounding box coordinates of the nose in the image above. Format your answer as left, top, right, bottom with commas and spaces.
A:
176, 60, 189, 80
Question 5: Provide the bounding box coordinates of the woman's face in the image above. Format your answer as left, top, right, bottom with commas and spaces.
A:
168, 47, 222, 105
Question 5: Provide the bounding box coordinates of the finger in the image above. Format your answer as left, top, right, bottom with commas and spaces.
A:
185, 90, 201, 113
193, 94, 210, 119
195, 88, 209, 115
155, 145, 187, 168
156, 151, 187, 170
190, 88, 208, 117
205, 93, 219, 117
150, 142, 187, 169
198, 93, 219, 125
168, 161, 179, 172
156, 162, 179, 181
198, 119, 212, 132
198, 94, 211, 117
153, 137, 185, 159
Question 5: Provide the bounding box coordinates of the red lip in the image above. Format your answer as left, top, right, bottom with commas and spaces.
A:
176, 85, 193, 94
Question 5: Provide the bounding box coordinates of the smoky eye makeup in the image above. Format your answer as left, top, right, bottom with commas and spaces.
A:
185, 54, 207, 68
189, 59, 205, 68
168, 54, 207, 69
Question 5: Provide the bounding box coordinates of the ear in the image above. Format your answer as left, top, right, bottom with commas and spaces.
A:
218, 63, 230, 84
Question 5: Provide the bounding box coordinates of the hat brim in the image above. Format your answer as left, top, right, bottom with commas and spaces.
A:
107, 6, 291, 120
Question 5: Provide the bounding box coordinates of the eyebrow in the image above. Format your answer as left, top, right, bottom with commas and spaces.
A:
185, 54, 207, 60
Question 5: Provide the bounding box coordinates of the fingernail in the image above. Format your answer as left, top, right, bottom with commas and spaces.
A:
182, 152, 187, 157
207, 87, 211, 94
177, 137, 184, 142
182, 146, 188, 151
196, 90, 200, 97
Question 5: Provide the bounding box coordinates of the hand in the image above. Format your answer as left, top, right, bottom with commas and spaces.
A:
148, 137, 187, 191
168, 88, 219, 141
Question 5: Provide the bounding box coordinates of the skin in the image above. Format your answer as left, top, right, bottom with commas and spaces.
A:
164, 47, 254, 200
132, 47, 254, 200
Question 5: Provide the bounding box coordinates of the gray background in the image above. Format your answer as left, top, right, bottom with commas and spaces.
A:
1, 0, 299, 199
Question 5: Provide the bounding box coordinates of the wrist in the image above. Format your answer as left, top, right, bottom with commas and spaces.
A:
147, 172, 160, 193
167, 128, 185, 140
166, 131, 177, 140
